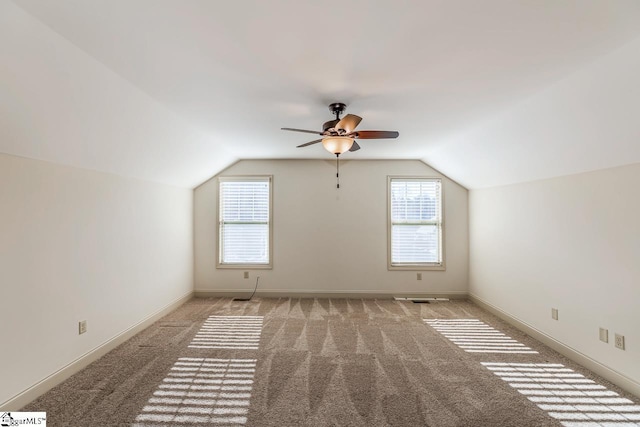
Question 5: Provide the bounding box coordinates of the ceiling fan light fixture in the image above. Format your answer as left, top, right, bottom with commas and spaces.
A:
322, 136, 354, 155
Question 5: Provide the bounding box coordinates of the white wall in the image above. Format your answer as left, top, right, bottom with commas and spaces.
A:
426, 36, 640, 189
0, 1, 235, 188
195, 159, 468, 296
469, 163, 640, 386
0, 154, 194, 406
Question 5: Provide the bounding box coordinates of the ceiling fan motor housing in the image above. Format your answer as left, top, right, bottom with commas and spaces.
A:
322, 119, 339, 132
324, 103, 347, 132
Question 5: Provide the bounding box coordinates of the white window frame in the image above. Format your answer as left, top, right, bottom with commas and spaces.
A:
216, 175, 273, 269
387, 176, 445, 270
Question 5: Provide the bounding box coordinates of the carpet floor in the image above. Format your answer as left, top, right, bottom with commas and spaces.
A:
22, 298, 640, 426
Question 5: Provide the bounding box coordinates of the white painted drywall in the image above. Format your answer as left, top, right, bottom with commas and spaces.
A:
194, 159, 468, 295
469, 163, 640, 385
0, 1, 236, 188
0, 154, 194, 406
426, 36, 640, 189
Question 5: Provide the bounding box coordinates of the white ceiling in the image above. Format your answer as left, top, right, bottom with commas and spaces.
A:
2, 0, 640, 188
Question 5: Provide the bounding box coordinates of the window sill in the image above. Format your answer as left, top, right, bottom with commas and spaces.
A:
388, 264, 446, 271
216, 264, 273, 270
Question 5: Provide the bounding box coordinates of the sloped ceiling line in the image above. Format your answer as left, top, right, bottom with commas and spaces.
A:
4, 0, 640, 188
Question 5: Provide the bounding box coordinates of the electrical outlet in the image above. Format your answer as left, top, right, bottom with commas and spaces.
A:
551, 308, 559, 321
417, 273, 422, 281
614, 334, 625, 350
599, 327, 608, 343
243, 271, 249, 279
79, 320, 87, 335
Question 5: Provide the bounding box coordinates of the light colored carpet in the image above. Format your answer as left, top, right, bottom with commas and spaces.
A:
22, 298, 640, 426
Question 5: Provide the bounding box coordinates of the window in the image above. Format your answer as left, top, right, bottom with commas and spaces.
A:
388, 177, 444, 270
218, 176, 272, 268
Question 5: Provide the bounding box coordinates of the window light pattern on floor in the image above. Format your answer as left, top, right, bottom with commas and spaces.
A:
424, 319, 538, 354
133, 357, 257, 425
189, 316, 263, 350
483, 362, 640, 426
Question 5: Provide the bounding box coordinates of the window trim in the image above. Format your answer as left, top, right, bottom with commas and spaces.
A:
216, 175, 273, 269
387, 176, 445, 271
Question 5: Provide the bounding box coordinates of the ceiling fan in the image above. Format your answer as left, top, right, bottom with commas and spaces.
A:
281, 102, 399, 155
281, 102, 399, 188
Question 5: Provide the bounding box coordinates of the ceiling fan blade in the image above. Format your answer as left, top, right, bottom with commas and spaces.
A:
296, 138, 323, 148
354, 130, 399, 139
282, 127, 323, 135
349, 141, 361, 152
335, 114, 362, 134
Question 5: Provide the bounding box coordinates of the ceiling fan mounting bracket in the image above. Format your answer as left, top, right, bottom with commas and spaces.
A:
328, 102, 347, 120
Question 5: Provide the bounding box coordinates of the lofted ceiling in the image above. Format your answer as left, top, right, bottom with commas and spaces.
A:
2, 0, 640, 188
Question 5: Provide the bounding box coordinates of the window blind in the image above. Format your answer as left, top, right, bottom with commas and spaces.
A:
219, 178, 270, 265
389, 178, 442, 266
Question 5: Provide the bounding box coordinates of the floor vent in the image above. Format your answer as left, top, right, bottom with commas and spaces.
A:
394, 297, 450, 302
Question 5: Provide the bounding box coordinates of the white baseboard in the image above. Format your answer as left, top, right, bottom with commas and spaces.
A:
469, 293, 640, 399
1, 291, 193, 411
194, 289, 468, 299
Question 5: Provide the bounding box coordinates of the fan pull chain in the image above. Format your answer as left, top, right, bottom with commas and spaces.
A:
336, 154, 340, 189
